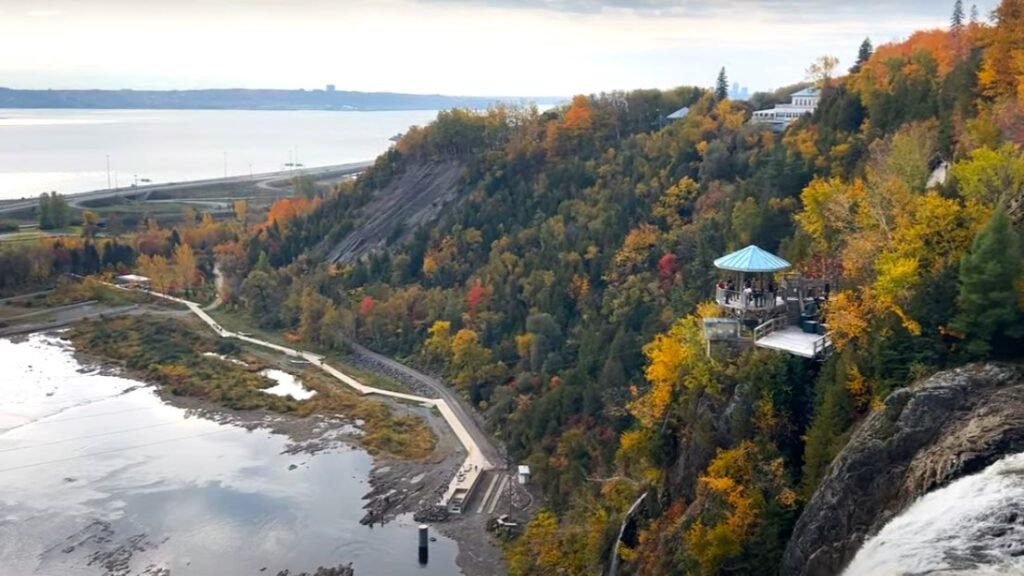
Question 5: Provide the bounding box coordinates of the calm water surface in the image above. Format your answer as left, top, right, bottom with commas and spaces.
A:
0, 333, 460, 576
0, 109, 440, 200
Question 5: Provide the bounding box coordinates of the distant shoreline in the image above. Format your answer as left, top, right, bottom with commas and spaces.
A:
0, 87, 563, 112
0, 106, 444, 113
0, 161, 372, 213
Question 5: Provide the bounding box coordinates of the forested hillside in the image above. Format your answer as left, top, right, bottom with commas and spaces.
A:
216, 3, 1024, 573
2, 3, 1015, 573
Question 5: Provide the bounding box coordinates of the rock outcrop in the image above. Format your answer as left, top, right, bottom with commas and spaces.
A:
782, 363, 1024, 576
325, 161, 462, 264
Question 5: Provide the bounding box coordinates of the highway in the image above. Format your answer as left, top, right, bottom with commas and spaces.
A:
0, 161, 373, 215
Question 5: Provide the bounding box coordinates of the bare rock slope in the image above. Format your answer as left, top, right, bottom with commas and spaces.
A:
782, 363, 1024, 576
326, 161, 462, 263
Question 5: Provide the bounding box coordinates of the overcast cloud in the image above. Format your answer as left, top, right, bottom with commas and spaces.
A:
0, 0, 998, 96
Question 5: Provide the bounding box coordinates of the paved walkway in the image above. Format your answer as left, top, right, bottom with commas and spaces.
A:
126, 286, 494, 507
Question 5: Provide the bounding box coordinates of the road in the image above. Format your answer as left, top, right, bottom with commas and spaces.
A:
115, 285, 497, 510
346, 340, 503, 468
0, 161, 373, 214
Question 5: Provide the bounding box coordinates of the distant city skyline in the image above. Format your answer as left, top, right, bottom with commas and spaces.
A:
0, 0, 1000, 97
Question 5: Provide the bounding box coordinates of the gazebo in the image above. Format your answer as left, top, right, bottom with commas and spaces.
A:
713, 245, 790, 316
704, 245, 833, 360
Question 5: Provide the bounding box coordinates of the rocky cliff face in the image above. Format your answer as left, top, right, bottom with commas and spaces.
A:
782, 363, 1024, 576
326, 160, 463, 264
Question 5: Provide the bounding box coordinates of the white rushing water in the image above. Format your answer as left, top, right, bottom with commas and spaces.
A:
845, 452, 1024, 576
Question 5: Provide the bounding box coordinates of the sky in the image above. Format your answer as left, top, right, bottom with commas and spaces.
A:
0, 0, 1001, 97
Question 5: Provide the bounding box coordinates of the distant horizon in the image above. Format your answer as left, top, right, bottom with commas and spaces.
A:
0, 85, 566, 100
0, 0, 999, 97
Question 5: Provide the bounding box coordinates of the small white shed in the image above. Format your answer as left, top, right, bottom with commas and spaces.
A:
517, 465, 531, 485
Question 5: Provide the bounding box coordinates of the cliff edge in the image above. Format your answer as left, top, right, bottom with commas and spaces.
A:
782, 363, 1024, 576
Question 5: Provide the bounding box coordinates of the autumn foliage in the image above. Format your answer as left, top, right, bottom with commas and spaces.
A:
262, 195, 322, 231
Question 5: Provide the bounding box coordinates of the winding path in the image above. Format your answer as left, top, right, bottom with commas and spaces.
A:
130, 287, 494, 507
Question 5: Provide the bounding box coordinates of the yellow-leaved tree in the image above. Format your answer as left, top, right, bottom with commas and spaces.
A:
422, 320, 452, 365
685, 441, 798, 575
794, 122, 992, 348
172, 243, 197, 294
628, 316, 718, 429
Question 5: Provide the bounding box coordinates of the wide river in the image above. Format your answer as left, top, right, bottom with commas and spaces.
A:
0, 108, 441, 200
0, 333, 460, 576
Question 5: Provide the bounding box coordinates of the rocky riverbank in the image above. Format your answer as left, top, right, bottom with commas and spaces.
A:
783, 363, 1024, 576
345, 350, 441, 400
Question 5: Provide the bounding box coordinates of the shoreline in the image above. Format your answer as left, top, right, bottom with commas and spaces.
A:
0, 161, 373, 211
0, 331, 456, 576
0, 291, 509, 575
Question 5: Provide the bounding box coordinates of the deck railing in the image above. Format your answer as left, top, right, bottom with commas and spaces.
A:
753, 316, 788, 341
812, 334, 833, 358
716, 287, 780, 312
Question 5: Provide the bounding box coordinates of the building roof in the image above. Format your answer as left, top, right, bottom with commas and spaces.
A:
791, 87, 820, 97
666, 106, 690, 119
714, 245, 792, 273
518, 465, 531, 475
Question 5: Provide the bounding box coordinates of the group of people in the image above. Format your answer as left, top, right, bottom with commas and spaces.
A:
716, 278, 776, 308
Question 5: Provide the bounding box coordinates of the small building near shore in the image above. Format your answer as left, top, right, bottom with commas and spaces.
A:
517, 465, 531, 485
114, 274, 150, 289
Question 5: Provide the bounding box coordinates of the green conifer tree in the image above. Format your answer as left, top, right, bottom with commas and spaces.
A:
951, 208, 1024, 358
851, 38, 873, 73
715, 67, 729, 101
951, 0, 965, 33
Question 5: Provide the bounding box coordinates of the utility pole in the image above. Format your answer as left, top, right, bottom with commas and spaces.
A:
106, 155, 111, 190
505, 417, 513, 521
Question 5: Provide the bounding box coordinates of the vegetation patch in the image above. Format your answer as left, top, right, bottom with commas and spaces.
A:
46, 277, 147, 306
70, 315, 436, 459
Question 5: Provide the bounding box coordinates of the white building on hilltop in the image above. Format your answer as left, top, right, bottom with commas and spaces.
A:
751, 87, 821, 131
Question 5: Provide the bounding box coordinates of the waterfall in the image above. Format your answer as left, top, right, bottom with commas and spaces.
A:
844, 452, 1024, 575
607, 492, 646, 576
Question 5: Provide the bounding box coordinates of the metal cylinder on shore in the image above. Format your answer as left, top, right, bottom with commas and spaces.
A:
418, 524, 429, 565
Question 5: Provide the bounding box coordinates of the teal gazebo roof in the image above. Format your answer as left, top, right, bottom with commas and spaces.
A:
714, 245, 791, 273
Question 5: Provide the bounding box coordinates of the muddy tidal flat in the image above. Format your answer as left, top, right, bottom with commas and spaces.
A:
0, 333, 461, 576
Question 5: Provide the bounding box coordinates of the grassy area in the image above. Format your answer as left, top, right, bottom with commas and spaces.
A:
0, 226, 83, 244
0, 278, 146, 320
69, 314, 436, 459
208, 307, 411, 394
45, 277, 148, 306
